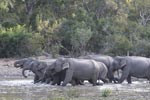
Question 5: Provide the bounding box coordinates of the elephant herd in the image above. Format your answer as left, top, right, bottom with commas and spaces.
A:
14, 55, 150, 86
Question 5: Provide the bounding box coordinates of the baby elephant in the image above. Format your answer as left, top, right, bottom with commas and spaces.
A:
44, 57, 108, 86
14, 58, 54, 84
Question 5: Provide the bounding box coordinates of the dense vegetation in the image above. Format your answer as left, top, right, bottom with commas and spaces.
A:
0, 0, 150, 58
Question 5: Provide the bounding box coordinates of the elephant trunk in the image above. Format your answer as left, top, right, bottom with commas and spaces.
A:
108, 67, 115, 82
22, 68, 30, 78
14, 62, 21, 68
117, 69, 119, 77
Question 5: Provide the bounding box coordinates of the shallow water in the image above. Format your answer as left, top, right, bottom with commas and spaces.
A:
0, 79, 150, 100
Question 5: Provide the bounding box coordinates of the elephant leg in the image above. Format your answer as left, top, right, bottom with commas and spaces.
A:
88, 79, 100, 85
127, 75, 132, 84
34, 75, 39, 84
118, 67, 129, 83
51, 76, 60, 85
46, 78, 52, 84
70, 79, 77, 86
71, 79, 84, 86
101, 78, 109, 83
62, 69, 73, 86
56, 77, 62, 86
92, 77, 98, 86
78, 80, 84, 85
114, 77, 119, 83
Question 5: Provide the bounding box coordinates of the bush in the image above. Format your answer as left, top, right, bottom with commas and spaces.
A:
104, 34, 132, 56
133, 40, 150, 57
101, 89, 112, 97
0, 25, 43, 58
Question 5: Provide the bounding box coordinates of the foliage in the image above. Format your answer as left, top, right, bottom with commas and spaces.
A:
105, 34, 132, 56
0, 25, 42, 57
1, 0, 150, 57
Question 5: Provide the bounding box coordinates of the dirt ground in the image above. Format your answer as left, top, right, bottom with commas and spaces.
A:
0, 57, 150, 100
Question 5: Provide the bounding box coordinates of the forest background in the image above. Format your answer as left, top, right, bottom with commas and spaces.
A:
0, 0, 150, 58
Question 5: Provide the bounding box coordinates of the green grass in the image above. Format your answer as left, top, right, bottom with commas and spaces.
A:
101, 89, 112, 97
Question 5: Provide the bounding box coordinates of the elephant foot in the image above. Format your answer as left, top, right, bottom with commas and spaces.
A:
96, 82, 103, 86
34, 82, 38, 84
127, 81, 132, 84
62, 82, 67, 86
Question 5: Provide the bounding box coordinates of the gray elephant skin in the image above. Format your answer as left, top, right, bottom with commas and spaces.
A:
79, 54, 118, 83
45, 57, 108, 86
14, 58, 55, 83
42, 65, 85, 86
111, 56, 150, 83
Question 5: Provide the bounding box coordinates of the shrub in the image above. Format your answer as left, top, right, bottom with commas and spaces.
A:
0, 25, 42, 57
104, 34, 132, 56
101, 89, 112, 97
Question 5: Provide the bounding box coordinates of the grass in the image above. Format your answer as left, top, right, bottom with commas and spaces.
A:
66, 88, 80, 98
101, 89, 112, 97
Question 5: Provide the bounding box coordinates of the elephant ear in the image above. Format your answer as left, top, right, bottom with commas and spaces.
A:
36, 62, 45, 71
62, 62, 70, 70
120, 59, 127, 69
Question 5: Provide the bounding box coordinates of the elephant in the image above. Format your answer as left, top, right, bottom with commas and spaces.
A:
110, 56, 150, 83
79, 54, 118, 83
22, 60, 51, 83
44, 57, 108, 86
14, 58, 56, 84
42, 64, 84, 86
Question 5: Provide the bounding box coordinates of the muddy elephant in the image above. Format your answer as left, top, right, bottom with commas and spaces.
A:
79, 54, 118, 83
44, 57, 108, 86
110, 56, 150, 83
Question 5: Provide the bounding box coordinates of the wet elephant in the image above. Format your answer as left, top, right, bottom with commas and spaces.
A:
110, 56, 150, 83
44, 57, 108, 86
79, 54, 118, 83
42, 63, 84, 86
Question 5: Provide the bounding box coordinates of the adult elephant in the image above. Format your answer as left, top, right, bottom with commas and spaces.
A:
79, 54, 118, 83
44, 57, 108, 86
42, 66, 84, 86
110, 56, 150, 83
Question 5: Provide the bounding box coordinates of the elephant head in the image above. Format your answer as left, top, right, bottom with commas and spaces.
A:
22, 60, 41, 78
44, 57, 69, 76
14, 58, 34, 68
108, 56, 127, 82
113, 56, 127, 69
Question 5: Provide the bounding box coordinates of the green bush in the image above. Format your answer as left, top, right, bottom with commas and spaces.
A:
101, 89, 112, 97
0, 25, 43, 58
105, 34, 132, 56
